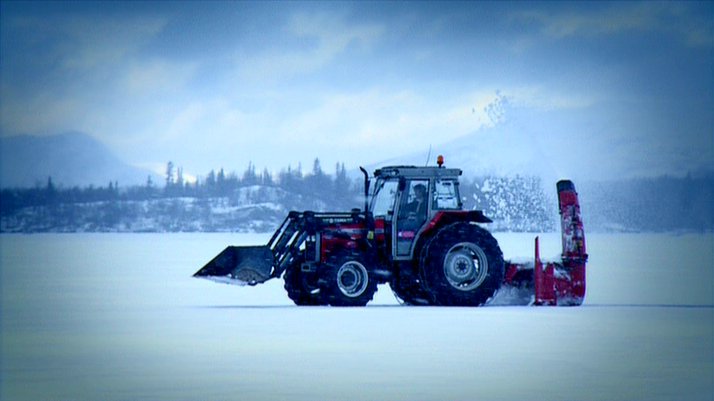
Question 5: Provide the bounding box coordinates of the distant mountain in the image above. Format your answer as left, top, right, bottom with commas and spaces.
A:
0, 132, 157, 188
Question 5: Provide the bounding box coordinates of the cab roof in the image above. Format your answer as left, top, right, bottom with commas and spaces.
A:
373, 166, 462, 179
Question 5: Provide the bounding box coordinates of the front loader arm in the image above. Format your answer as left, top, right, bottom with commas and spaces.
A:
193, 211, 362, 286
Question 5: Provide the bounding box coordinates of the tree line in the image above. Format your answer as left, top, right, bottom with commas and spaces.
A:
0, 158, 558, 232
0, 158, 355, 213
2, 159, 710, 233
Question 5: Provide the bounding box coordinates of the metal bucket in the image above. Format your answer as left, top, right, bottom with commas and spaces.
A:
193, 245, 274, 286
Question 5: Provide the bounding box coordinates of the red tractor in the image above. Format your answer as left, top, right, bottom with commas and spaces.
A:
194, 157, 587, 306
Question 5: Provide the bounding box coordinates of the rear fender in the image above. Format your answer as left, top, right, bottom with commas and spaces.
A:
413, 210, 492, 258
421, 210, 491, 237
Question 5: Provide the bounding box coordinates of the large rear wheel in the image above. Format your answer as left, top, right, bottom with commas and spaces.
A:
421, 223, 504, 306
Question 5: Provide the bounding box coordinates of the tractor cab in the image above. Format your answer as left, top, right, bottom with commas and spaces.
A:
370, 164, 464, 260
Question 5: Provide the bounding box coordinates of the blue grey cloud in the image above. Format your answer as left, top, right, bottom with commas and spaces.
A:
1, 1, 711, 180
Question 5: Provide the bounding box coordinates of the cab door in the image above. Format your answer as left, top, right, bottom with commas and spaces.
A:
394, 179, 430, 257
369, 178, 399, 257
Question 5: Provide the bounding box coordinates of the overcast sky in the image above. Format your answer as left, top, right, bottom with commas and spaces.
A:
1, 1, 712, 181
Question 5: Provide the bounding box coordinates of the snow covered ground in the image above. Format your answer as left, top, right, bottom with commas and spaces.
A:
1, 233, 712, 401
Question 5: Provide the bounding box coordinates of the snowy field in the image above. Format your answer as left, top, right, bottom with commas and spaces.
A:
1, 232, 712, 401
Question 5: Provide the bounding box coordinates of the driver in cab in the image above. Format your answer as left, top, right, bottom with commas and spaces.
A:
405, 184, 427, 216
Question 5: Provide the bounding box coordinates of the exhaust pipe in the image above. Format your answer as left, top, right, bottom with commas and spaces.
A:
359, 167, 369, 213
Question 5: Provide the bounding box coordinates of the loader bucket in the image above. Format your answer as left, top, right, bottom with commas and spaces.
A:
193, 245, 274, 286
193, 211, 320, 286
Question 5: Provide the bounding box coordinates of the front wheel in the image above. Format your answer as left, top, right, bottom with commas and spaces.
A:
421, 223, 504, 306
321, 251, 378, 306
284, 265, 327, 306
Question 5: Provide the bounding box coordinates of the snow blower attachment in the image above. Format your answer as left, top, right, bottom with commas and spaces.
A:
502, 180, 588, 306
194, 157, 588, 306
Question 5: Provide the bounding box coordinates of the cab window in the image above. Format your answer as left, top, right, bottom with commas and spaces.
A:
370, 179, 399, 218
433, 179, 460, 210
